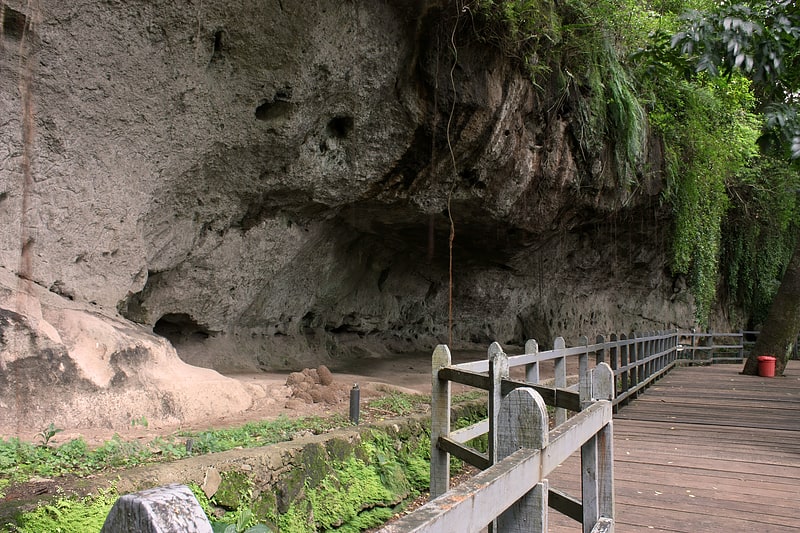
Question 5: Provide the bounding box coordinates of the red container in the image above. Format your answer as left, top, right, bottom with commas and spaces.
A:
757, 355, 777, 377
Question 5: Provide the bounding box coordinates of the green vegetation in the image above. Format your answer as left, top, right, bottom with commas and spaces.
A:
2, 393, 486, 532
5, 490, 116, 533
365, 390, 429, 416
0, 415, 347, 483
470, 0, 800, 325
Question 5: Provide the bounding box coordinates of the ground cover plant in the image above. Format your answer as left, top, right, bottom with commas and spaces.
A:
0, 391, 487, 532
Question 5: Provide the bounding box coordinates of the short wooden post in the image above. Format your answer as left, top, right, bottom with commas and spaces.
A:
496, 388, 549, 533
619, 334, 629, 404
553, 337, 567, 426
578, 335, 590, 408
630, 333, 639, 399
738, 329, 744, 360
430, 344, 452, 499
524, 339, 540, 384
581, 433, 598, 533
640, 332, 646, 386
595, 334, 606, 365
594, 363, 615, 527
488, 342, 509, 465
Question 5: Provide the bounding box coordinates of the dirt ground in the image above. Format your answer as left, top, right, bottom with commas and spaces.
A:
17, 347, 572, 447
1, 348, 578, 527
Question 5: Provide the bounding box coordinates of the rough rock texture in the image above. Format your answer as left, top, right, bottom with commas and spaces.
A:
101, 484, 213, 533
1, 0, 697, 430
0, 268, 253, 432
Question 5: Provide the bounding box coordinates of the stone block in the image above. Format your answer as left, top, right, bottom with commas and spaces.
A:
101, 483, 212, 533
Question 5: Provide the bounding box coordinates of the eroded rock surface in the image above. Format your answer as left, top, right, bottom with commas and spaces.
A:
1, 0, 696, 431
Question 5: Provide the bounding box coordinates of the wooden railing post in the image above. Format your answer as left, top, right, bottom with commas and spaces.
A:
738, 329, 744, 360
619, 334, 629, 405
430, 344, 452, 499
596, 334, 606, 365
489, 342, 509, 465
630, 332, 639, 399
525, 339, 540, 384
579, 336, 590, 408
553, 337, 567, 426
581, 362, 616, 533
497, 388, 549, 532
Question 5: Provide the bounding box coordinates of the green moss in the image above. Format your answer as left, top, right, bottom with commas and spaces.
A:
324, 438, 354, 462
333, 506, 395, 533
299, 443, 331, 489
251, 491, 279, 531
305, 456, 395, 530
4, 490, 116, 533
276, 467, 306, 514
214, 471, 253, 510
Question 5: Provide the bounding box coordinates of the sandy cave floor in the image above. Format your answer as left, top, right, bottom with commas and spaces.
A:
5, 348, 574, 446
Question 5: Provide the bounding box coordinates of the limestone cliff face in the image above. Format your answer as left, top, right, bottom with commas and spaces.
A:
1, 1, 694, 428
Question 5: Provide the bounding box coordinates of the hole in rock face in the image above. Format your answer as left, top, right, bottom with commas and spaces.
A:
255, 99, 293, 121
153, 313, 214, 345
2, 6, 27, 41
326, 116, 354, 139
212, 29, 225, 53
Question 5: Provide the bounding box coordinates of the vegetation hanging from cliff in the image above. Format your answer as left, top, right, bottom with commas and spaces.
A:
469, 0, 647, 188
470, 0, 800, 326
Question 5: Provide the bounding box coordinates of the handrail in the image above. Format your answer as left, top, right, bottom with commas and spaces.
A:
416, 342, 616, 533
396, 328, 789, 533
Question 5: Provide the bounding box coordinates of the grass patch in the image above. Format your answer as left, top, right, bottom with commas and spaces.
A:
2, 489, 117, 533
0, 415, 348, 483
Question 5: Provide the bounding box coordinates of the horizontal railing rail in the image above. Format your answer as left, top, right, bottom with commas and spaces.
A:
401, 342, 617, 533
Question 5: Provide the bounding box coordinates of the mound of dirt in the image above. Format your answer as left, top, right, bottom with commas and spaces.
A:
284, 365, 349, 408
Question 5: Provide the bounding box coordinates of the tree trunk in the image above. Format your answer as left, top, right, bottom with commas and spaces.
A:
742, 242, 800, 375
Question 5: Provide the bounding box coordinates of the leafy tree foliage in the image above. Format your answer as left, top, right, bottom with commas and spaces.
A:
670, 0, 800, 374
672, 1, 800, 158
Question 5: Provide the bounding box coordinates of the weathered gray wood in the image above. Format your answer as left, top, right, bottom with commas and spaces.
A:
500, 378, 582, 411
592, 363, 615, 401
101, 484, 212, 533
581, 434, 599, 533
630, 333, 640, 399
584, 363, 615, 532
579, 335, 590, 408
380, 401, 612, 533
619, 333, 629, 404
553, 336, 567, 426
448, 419, 488, 444
545, 400, 612, 470
488, 342, 509, 467
438, 435, 490, 470
430, 344, 452, 498
380, 447, 543, 533
524, 338, 540, 383
590, 517, 614, 533
497, 388, 549, 533
548, 487, 582, 522
438, 366, 490, 389
597, 421, 614, 522
595, 334, 606, 365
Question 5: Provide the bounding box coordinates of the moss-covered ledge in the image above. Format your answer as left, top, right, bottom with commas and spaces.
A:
99, 400, 486, 531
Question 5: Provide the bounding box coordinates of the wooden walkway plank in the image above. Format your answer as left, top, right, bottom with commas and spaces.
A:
547, 360, 800, 532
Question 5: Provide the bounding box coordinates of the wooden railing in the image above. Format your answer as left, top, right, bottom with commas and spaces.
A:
382, 328, 797, 532
680, 330, 800, 363
380, 342, 616, 533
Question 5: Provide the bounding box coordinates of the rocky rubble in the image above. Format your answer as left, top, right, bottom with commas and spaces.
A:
284, 365, 347, 407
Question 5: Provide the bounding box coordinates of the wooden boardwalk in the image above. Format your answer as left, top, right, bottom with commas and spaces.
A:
548, 360, 800, 532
